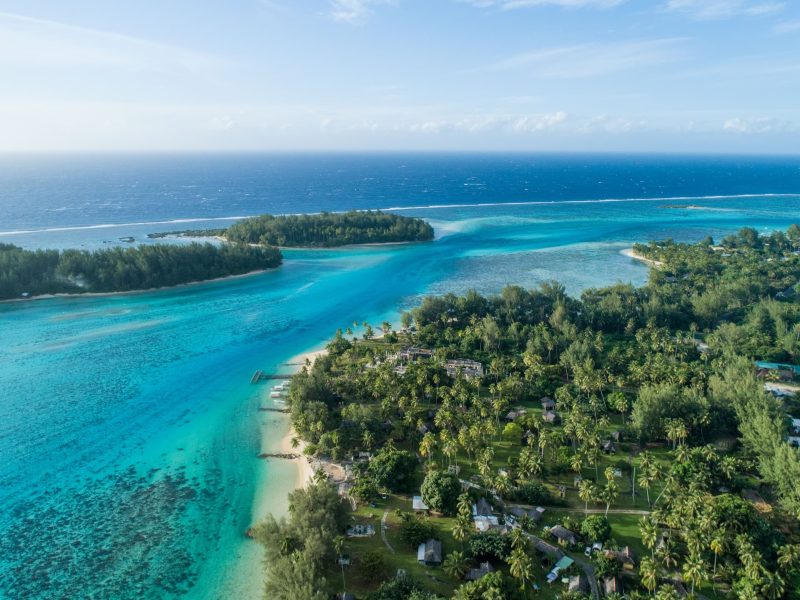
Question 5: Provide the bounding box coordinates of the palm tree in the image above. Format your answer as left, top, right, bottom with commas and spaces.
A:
760, 570, 785, 600
508, 547, 533, 591
452, 515, 471, 549
654, 584, 681, 600
778, 543, 800, 572
457, 492, 472, 519
709, 533, 726, 578
640, 516, 658, 559
640, 556, 658, 596
681, 552, 707, 596
419, 432, 436, 463
510, 528, 528, 552
333, 536, 347, 593
578, 479, 596, 514
443, 550, 469, 580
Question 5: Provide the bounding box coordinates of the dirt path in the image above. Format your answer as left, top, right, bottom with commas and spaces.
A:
380, 509, 395, 554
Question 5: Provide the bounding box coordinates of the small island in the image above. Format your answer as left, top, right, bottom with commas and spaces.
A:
148, 210, 435, 248
0, 242, 282, 300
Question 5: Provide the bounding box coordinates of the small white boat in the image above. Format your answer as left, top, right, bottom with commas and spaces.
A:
270, 392, 284, 399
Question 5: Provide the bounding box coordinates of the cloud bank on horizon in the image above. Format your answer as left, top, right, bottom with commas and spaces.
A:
0, 0, 798, 152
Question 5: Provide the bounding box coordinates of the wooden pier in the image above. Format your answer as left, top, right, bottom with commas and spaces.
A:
250, 371, 293, 383
258, 407, 290, 413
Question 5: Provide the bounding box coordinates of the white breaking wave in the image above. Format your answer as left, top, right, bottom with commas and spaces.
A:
0, 192, 797, 237
381, 193, 800, 212
0, 215, 256, 236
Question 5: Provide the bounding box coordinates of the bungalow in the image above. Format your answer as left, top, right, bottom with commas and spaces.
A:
549, 525, 578, 546
546, 556, 575, 584
505, 409, 525, 422
534, 538, 564, 559
507, 506, 546, 523
473, 515, 501, 532
445, 359, 484, 379
542, 410, 560, 424
606, 546, 637, 570
603, 576, 622, 595
540, 396, 556, 411
791, 417, 800, 434
473, 498, 493, 517
465, 562, 495, 582
601, 440, 617, 454
568, 574, 589, 594
412, 496, 429, 512
417, 539, 442, 566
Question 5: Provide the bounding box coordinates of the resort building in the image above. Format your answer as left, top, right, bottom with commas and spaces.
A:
568, 574, 589, 594
412, 495, 429, 511
417, 539, 442, 566
472, 498, 493, 517
505, 408, 526, 421
546, 556, 574, 584
445, 359, 484, 379
549, 525, 578, 546
465, 562, 495, 582
606, 546, 637, 571
603, 576, 623, 595
542, 410, 560, 424
540, 396, 555, 411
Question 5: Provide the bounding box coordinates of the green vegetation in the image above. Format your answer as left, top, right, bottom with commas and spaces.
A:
251, 475, 352, 600
0, 242, 281, 300
257, 226, 800, 599
224, 210, 433, 247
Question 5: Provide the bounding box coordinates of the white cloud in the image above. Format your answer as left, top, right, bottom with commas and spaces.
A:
462, 0, 626, 9
774, 19, 800, 33
512, 111, 568, 132
723, 116, 796, 133
328, 0, 393, 25
664, 0, 785, 19
0, 11, 226, 73
480, 39, 684, 78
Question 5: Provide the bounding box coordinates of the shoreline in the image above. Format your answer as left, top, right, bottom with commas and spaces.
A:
0, 268, 274, 305
620, 247, 663, 267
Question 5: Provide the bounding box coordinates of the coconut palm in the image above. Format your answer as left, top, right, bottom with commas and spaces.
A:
760, 570, 785, 600
639, 556, 658, 596
443, 550, 469, 580
682, 552, 708, 596
640, 516, 659, 559
508, 547, 533, 591
778, 543, 800, 572
709, 533, 726, 578
452, 515, 471, 548
578, 479, 596, 514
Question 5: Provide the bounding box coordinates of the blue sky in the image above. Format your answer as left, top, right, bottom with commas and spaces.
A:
1, 0, 799, 152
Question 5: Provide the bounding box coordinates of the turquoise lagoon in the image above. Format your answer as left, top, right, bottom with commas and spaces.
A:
2, 194, 800, 598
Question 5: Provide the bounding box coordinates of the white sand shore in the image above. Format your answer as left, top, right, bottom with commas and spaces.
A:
621, 247, 663, 267
0, 268, 273, 304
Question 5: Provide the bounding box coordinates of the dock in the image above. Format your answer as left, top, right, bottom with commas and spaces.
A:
259, 407, 290, 413
250, 371, 293, 384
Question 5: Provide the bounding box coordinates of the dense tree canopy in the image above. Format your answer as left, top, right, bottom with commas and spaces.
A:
0, 242, 281, 299
224, 210, 434, 247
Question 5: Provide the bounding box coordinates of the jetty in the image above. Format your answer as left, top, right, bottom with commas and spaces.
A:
258, 407, 290, 413
250, 371, 293, 383
258, 452, 300, 460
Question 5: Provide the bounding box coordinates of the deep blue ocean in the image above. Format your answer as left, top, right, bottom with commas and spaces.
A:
1, 153, 799, 599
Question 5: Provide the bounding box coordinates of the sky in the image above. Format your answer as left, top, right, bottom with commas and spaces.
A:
1, 0, 799, 152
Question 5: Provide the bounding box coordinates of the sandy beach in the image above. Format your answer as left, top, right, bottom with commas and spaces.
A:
621, 247, 663, 267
